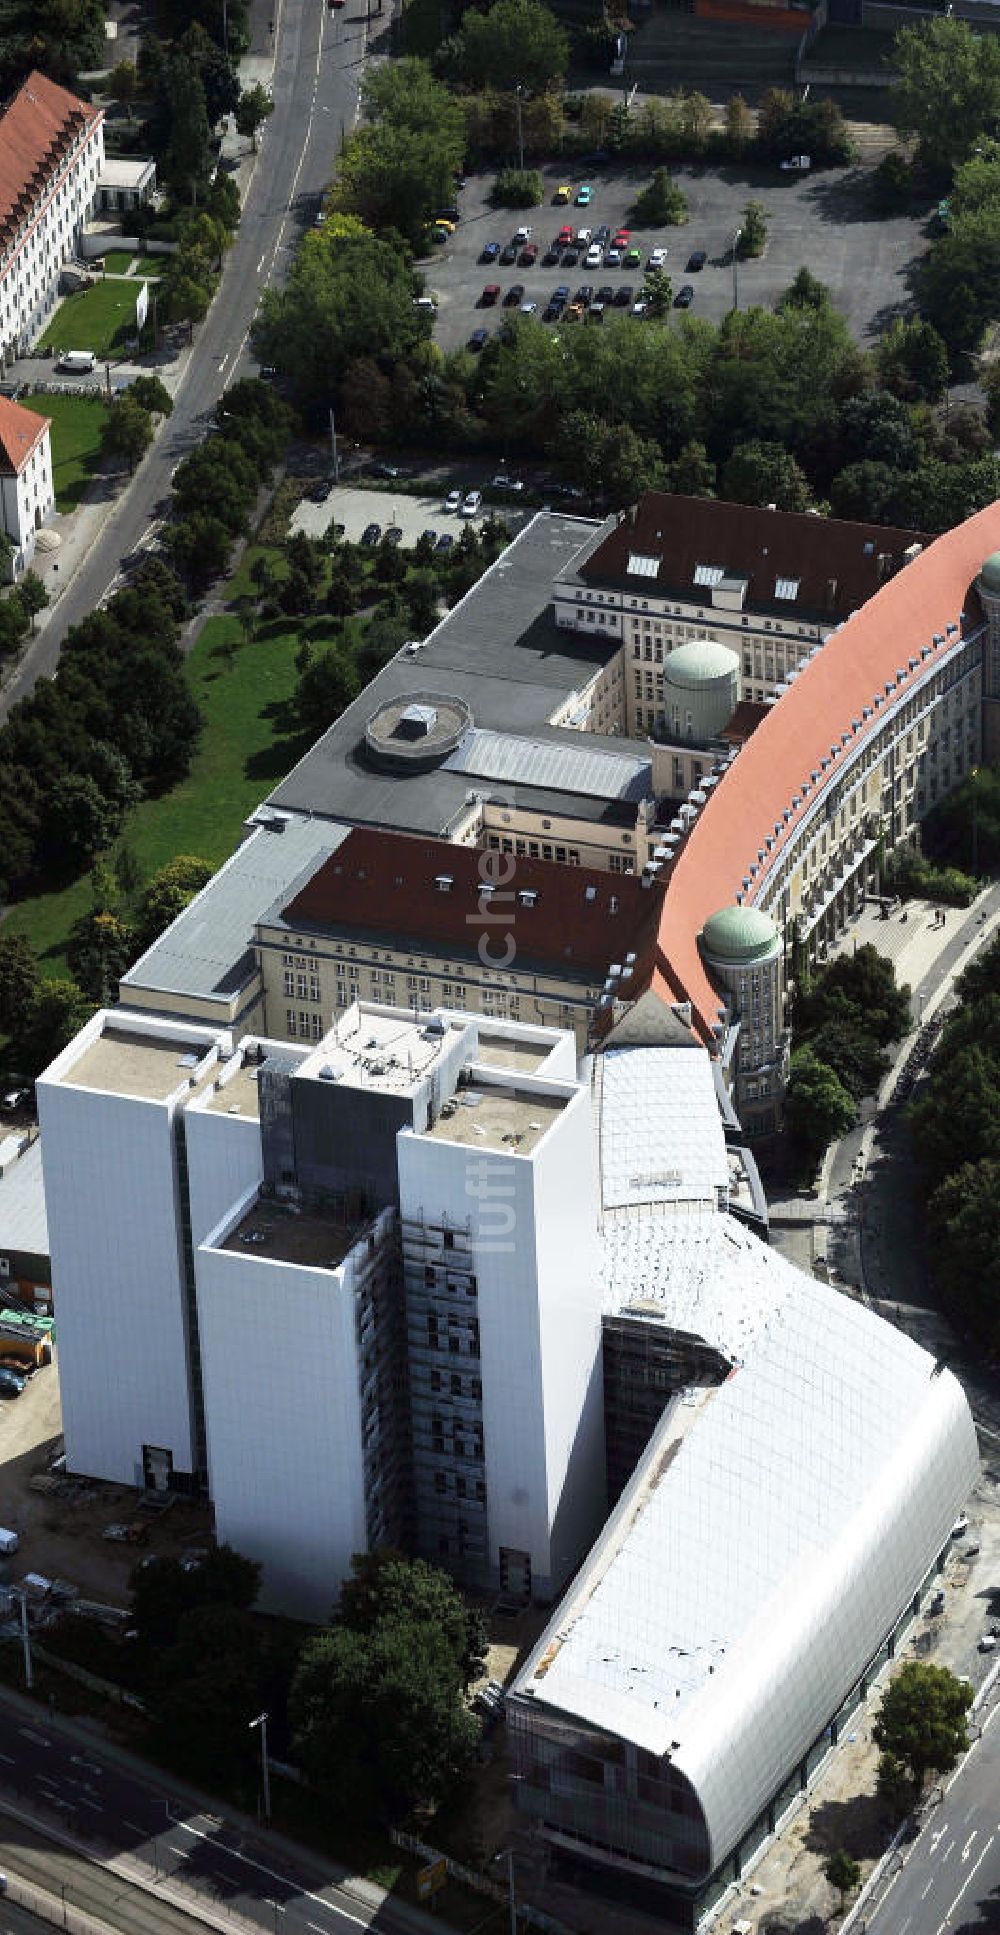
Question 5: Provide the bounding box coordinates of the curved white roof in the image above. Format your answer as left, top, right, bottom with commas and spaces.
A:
513, 1253, 979, 1872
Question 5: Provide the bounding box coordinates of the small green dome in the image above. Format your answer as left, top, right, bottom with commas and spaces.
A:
981, 551, 1000, 594
663, 639, 740, 687
701, 904, 779, 966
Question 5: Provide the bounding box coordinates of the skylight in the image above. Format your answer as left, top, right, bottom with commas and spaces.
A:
627, 553, 661, 578
774, 576, 800, 601
693, 564, 725, 588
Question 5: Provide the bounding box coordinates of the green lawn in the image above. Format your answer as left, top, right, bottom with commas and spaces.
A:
131, 256, 166, 278
5, 574, 323, 979
100, 250, 137, 275
38, 280, 150, 357
21, 391, 106, 512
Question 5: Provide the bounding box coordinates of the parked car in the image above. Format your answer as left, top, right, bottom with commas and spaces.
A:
585, 244, 603, 269
543, 302, 562, 321
372, 461, 405, 479
461, 489, 482, 516
605, 248, 622, 268
542, 246, 560, 267
979, 1632, 998, 1652
468, 327, 489, 351
307, 480, 329, 503
553, 185, 572, 204
576, 284, 593, 304
421, 529, 438, 546
615, 283, 633, 306
445, 489, 462, 512
491, 473, 525, 492
562, 247, 580, 267
594, 224, 610, 244
504, 283, 525, 305
624, 245, 642, 268
576, 184, 593, 205
513, 224, 532, 244
929, 1590, 946, 1614
436, 531, 455, 551
686, 248, 707, 271
481, 283, 501, 305
500, 243, 518, 266
587, 301, 605, 322
2, 1088, 30, 1110
553, 284, 570, 303
951, 1514, 970, 1538
433, 216, 456, 234
675, 283, 695, 307
436, 205, 460, 224
384, 526, 403, 545
519, 243, 538, 265
520, 299, 538, 314
557, 224, 574, 245
481, 240, 500, 263
779, 153, 811, 171
576, 226, 592, 246
361, 522, 381, 544
565, 299, 585, 321
613, 227, 630, 247
0, 1369, 24, 1398
596, 284, 614, 304
647, 247, 668, 270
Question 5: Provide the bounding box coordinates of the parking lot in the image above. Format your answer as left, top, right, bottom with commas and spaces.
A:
423, 160, 931, 352
291, 480, 529, 547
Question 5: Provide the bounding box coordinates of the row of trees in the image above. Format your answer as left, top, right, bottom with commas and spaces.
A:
0, 0, 105, 96
911, 933, 1000, 1352
164, 378, 291, 595
785, 945, 911, 1175
334, 59, 466, 249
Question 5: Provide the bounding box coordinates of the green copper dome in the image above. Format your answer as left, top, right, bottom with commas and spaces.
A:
701, 904, 779, 966
980, 552, 1000, 595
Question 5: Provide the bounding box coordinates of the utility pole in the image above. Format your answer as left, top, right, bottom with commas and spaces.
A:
491, 1849, 517, 1935
329, 406, 339, 482
222, 0, 229, 57
249, 1711, 271, 1825
13, 1589, 32, 1690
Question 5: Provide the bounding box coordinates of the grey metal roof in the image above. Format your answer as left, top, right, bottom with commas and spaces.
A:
443, 728, 651, 804
0, 1138, 48, 1258
121, 815, 352, 1005
266, 514, 636, 834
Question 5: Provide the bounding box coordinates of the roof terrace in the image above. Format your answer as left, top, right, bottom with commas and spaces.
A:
221, 1192, 372, 1272
424, 1084, 566, 1156
65, 1026, 214, 1102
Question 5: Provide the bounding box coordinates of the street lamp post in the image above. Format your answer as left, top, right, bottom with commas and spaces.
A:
731, 227, 742, 311
491, 1848, 517, 1935
249, 1712, 271, 1826
265, 1901, 285, 1935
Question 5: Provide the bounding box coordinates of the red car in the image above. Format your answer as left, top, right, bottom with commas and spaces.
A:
519, 243, 538, 265
613, 228, 630, 248
557, 225, 573, 245
481, 283, 501, 305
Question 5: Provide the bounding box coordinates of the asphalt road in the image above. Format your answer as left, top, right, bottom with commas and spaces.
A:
862, 1687, 1000, 1935
0, 1694, 434, 1935
0, 0, 361, 720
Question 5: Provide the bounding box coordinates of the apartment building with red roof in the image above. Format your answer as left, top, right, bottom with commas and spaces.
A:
0, 71, 104, 359
0, 393, 52, 569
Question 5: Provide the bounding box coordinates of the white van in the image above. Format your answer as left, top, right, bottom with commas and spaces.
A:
0, 1529, 19, 1555
57, 350, 96, 373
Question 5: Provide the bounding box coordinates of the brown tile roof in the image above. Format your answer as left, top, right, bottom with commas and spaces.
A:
579, 493, 927, 621
280, 828, 664, 984
0, 71, 101, 250
0, 394, 48, 475
654, 502, 1000, 1043
720, 699, 770, 744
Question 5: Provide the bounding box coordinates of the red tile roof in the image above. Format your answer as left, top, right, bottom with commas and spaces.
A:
655, 502, 1000, 1042
281, 828, 664, 983
0, 394, 48, 475
0, 71, 101, 250
580, 493, 927, 621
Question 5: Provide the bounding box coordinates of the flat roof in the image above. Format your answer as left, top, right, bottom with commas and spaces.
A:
221, 1194, 368, 1271
205, 1060, 262, 1117
65, 1026, 211, 1102
474, 1033, 551, 1075
122, 816, 352, 1008
306, 1006, 469, 1097
423, 1084, 566, 1155
266, 514, 632, 834
0, 1138, 48, 1256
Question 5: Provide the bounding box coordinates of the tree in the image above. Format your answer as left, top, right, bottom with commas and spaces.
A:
878, 318, 948, 403
129, 1544, 260, 1653
66, 910, 135, 1003
163, 54, 214, 205
894, 17, 1000, 176
873, 1661, 972, 1793
918, 213, 1000, 355
135, 856, 214, 953
876, 1749, 915, 1822
18, 571, 48, 633
452, 0, 569, 93
725, 93, 753, 155
798, 945, 910, 1047
927, 1156, 1000, 1347
166, 513, 235, 592
101, 395, 153, 475
286, 531, 326, 597
667, 440, 716, 497
642, 266, 673, 318
0, 590, 30, 659
722, 440, 810, 512
236, 81, 273, 152
778, 266, 831, 313
40, 773, 122, 871
824, 1849, 861, 1912
0, 935, 39, 1037
738, 200, 767, 258
491, 168, 544, 208
20, 980, 95, 1078
129, 374, 173, 419
295, 646, 359, 732
108, 58, 137, 119
338, 1551, 487, 1687
632, 167, 688, 227
148, 1602, 268, 1783
783, 1045, 856, 1172
252, 232, 428, 422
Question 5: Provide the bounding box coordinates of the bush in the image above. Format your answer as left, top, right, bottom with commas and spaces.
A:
491, 167, 544, 207
886, 847, 978, 907
632, 166, 688, 227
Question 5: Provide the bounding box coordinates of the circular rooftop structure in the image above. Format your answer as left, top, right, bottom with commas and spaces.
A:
981, 551, 1000, 595
364, 692, 472, 773
701, 904, 779, 966
663, 639, 740, 687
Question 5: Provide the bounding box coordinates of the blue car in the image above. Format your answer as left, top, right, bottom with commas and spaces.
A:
481, 240, 500, 263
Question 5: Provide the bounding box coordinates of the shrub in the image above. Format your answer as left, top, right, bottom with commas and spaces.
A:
491, 167, 544, 207
632, 166, 688, 226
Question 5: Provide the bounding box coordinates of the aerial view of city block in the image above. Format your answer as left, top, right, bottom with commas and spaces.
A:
0, 1, 999, 1932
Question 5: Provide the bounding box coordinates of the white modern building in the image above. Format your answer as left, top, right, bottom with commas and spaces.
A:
0, 70, 104, 361
0, 393, 53, 572
38, 1002, 605, 1618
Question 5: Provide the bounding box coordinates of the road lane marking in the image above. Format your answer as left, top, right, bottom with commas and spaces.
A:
169, 1845, 189, 1858
157, 1815, 371, 1928
0, 1753, 14, 1765
18, 1729, 48, 1747
124, 1820, 149, 1836
936, 1831, 995, 1935
78, 1797, 102, 1813
922, 1878, 934, 1897
940, 1837, 955, 1860
962, 1831, 977, 1859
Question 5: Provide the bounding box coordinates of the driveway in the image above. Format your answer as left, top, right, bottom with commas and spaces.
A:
423, 159, 930, 353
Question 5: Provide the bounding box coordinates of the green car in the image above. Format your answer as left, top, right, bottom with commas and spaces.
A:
576, 184, 593, 206
624, 245, 641, 268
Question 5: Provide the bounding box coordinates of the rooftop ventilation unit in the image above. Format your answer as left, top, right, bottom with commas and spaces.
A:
921, 646, 931, 661
933, 633, 944, 646
434, 875, 454, 892
946, 622, 958, 636
518, 889, 538, 908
